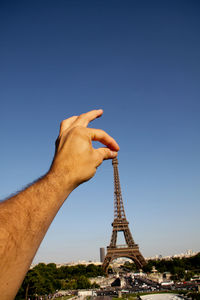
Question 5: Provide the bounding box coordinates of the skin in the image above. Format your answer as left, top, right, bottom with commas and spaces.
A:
0, 109, 119, 300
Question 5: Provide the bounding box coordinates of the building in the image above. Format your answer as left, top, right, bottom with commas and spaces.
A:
100, 247, 105, 262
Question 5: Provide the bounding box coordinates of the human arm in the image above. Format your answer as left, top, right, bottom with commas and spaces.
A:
0, 109, 119, 300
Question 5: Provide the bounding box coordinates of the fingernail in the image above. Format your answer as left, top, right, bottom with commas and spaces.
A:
96, 109, 103, 118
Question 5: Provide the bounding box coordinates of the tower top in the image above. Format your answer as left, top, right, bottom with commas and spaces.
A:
112, 157, 118, 165
112, 157, 126, 220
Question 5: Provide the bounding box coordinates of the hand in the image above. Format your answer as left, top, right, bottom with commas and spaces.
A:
50, 109, 119, 190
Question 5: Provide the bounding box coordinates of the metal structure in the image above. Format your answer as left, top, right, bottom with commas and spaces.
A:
102, 157, 146, 273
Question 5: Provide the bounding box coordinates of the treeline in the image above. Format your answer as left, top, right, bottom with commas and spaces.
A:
145, 252, 200, 272
123, 252, 200, 281
15, 263, 105, 300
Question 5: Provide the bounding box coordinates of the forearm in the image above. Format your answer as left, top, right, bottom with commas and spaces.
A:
0, 171, 73, 300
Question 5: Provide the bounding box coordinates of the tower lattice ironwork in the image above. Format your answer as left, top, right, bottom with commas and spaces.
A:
102, 157, 146, 273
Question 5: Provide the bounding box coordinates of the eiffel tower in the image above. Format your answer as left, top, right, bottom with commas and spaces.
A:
102, 157, 146, 273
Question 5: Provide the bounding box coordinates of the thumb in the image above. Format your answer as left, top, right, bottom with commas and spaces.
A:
95, 147, 118, 165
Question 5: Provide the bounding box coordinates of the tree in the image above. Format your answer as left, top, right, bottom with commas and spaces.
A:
77, 275, 91, 289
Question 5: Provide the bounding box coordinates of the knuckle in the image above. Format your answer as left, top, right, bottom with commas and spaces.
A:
78, 114, 85, 120
70, 126, 85, 135
60, 120, 65, 128
60, 115, 77, 126
60, 119, 68, 130
99, 129, 106, 135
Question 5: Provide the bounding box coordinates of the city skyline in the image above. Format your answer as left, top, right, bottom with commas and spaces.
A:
30, 249, 199, 267
0, 0, 200, 264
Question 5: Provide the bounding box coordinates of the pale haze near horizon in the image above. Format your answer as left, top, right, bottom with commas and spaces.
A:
0, 0, 199, 264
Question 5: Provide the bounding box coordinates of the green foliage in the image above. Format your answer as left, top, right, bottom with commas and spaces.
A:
170, 266, 185, 280
185, 271, 195, 281
144, 252, 200, 281
122, 262, 137, 272
143, 261, 153, 273
15, 263, 103, 299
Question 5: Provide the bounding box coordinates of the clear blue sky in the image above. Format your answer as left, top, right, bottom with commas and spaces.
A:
0, 0, 200, 263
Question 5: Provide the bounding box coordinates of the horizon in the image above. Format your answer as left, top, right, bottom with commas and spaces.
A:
30, 248, 199, 266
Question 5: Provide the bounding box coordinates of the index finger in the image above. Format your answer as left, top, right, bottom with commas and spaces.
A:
88, 128, 120, 151
74, 109, 103, 127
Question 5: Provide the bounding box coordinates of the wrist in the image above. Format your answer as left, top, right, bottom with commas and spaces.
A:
46, 168, 77, 200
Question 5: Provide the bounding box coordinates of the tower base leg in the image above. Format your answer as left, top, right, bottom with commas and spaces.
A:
102, 247, 146, 274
